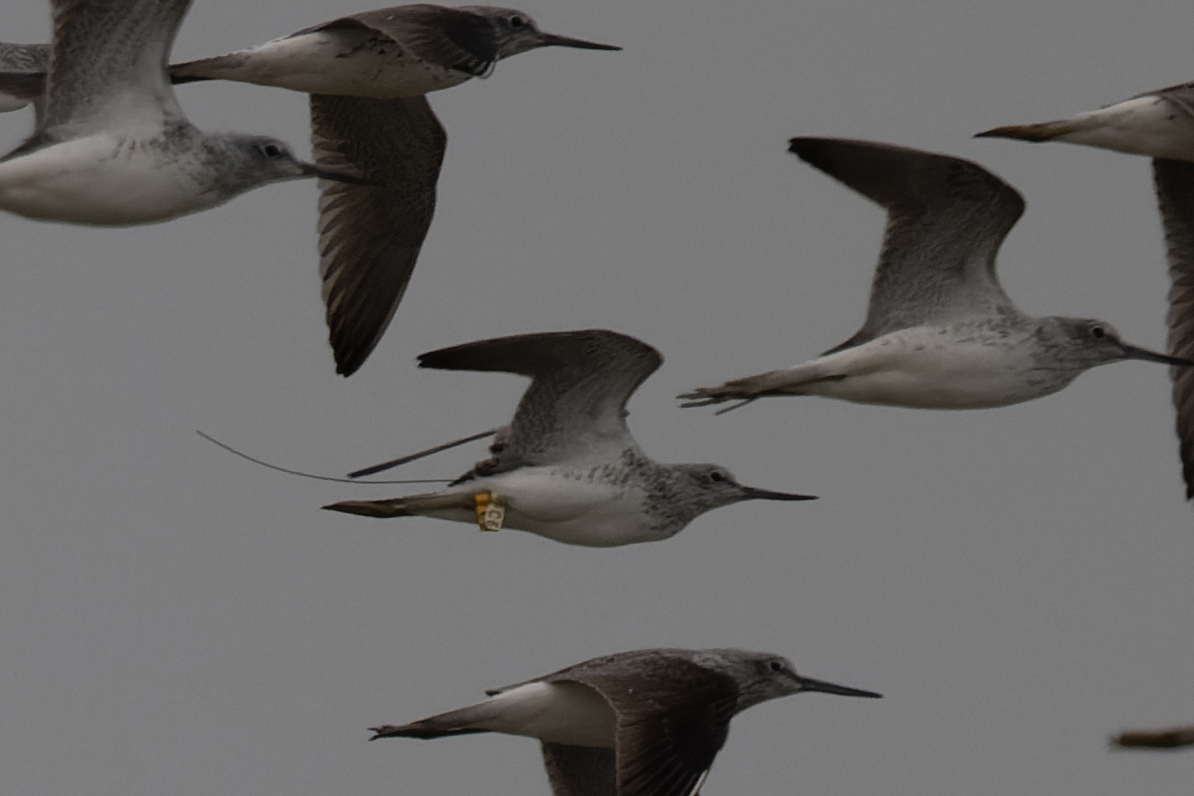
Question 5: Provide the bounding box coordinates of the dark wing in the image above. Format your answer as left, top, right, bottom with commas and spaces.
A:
541, 743, 617, 796
310, 94, 446, 376
789, 138, 1023, 352
305, 5, 497, 77
418, 330, 663, 470
542, 651, 738, 796
0, 43, 50, 122
1152, 158, 1194, 500
40, 0, 189, 131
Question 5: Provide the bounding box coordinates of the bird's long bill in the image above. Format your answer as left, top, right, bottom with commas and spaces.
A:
797, 676, 882, 699
1121, 343, 1194, 367
538, 33, 622, 50
300, 162, 383, 186
741, 486, 818, 502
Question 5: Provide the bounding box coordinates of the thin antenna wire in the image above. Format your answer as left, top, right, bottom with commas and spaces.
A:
348, 428, 498, 478
196, 431, 452, 484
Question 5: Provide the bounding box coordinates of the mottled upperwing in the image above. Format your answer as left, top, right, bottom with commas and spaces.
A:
419, 330, 663, 472
311, 94, 446, 375
1153, 157, 1194, 500
790, 138, 1023, 354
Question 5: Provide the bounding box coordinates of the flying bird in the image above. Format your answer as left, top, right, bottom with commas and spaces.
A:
0, 0, 363, 227
681, 138, 1192, 417
370, 647, 880, 796
978, 85, 1194, 499
325, 330, 815, 547
166, 4, 620, 375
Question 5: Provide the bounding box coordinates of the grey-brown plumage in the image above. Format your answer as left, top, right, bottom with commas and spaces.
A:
326, 330, 815, 548
310, 94, 446, 376
979, 88, 1194, 501
0, 7, 618, 373
370, 648, 881, 796
0, 0, 364, 227
1154, 159, 1194, 498
167, 4, 620, 375
681, 138, 1194, 414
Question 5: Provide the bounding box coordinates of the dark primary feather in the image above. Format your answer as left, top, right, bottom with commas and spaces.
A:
311, 94, 446, 376
539, 651, 738, 796
789, 138, 1023, 353
541, 743, 617, 796
41, 0, 189, 130
1153, 158, 1194, 500
305, 5, 499, 77
418, 330, 663, 471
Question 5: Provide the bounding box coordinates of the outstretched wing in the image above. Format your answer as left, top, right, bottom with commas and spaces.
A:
789, 138, 1023, 352
541, 743, 617, 796
41, 0, 189, 132
541, 651, 737, 796
1152, 157, 1194, 501
311, 94, 446, 376
418, 330, 663, 471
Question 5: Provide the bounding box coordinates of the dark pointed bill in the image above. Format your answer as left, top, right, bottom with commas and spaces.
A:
1121, 344, 1194, 367
797, 676, 882, 699
300, 161, 383, 186
537, 33, 622, 50
741, 486, 818, 502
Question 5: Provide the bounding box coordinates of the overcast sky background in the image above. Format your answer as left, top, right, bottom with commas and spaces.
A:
1, 0, 1193, 794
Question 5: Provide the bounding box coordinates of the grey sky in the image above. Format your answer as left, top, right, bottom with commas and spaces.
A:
0, 0, 1192, 794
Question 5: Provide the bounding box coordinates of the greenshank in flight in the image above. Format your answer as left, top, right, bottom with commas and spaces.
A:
979, 85, 1194, 499
0, 0, 365, 227
168, 4, 619, 375
680, 138, 1193, 414
324, 330, 815, 547
370, 647, 880, 796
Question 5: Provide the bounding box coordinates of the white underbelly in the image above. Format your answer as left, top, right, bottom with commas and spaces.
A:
420, 468, 662, 548
804, 329, 1058, 409
200, 32, 474, 98
478, 682, 617, 748
1060, 95, 1194, 160
0, 136, 214, 225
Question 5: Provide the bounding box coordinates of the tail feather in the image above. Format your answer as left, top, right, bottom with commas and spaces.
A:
323, 498, 412, 518
370, 700, 505, 740
679, 364, 845, 407
168, 53, 251, 83
323, 490, 477, 518
975, 120, 1080, 142
370, 721, 489, 740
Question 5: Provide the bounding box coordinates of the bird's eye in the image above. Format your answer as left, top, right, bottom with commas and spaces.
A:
259, 143, 283, 159
769, 660, 783, 673
1091, 326, 1106, 339
509, 15, 524, 28
709, 471, 726, 483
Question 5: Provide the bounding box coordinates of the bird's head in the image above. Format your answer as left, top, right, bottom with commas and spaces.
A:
461, 7, 621, 59
695, 650, 882, 712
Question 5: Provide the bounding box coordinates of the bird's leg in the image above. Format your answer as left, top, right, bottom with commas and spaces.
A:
473, 491, 505, 532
